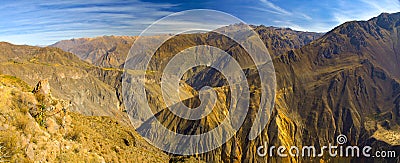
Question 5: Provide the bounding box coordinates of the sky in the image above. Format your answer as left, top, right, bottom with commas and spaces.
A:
0, 0, 399, 45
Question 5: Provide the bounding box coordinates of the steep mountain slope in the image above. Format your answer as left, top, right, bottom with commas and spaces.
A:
254, 26, 323, 56
128, 13, 400, 162
50, 36, 136, 68
2, 12, 399, 163
0, 76, 169, 162
94, 26, 295, 163
0, 42, 127, 123
51, 36, 137, 68
310, 12, 400, 79
269, 12, 400, 162
50, 27, 322, 68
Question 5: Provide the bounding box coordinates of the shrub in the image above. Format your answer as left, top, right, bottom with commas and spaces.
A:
14, 113, 28, 131
64, 125, 84, 142
0, 131, 20, 161
34, 111, 46, 127
32, 104, 47, 127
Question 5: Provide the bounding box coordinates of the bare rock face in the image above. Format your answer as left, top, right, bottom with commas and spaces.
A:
32, 79, 52, 104
2, 12, 400, 162
50, 36, 137, 68
28, 79, 70, 133
51, 28, 322, 69
130, 13, 400, 162
0, 44, 127, 123
0, 75, 169, 162
32, 79, 51, 97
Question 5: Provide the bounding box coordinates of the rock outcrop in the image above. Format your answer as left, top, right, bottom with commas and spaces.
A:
2, 12, 400, 163
0, 76, 169, 162
0, 43, 128, 124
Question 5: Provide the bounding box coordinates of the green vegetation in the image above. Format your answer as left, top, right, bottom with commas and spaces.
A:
0, 75, 170, 162
0, 75, 31, 92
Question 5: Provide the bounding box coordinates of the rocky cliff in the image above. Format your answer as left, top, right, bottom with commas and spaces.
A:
126, 13, 400, 162
1, 12, 400, 163
0, 76, 169, 162
51, 27, 322, 68
0, 42, 127, 122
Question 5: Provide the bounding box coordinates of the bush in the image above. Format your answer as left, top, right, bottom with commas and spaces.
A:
0, 131, 20, 161
10, 91, 34, 114
34, 111, 46, 127
55, 116, 64, 126
32, 104, 47, 127
64, 126, 84, 142
14, 113, 28, 131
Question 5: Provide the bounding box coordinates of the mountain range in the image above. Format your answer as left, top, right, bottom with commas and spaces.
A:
0, 12, 399, 162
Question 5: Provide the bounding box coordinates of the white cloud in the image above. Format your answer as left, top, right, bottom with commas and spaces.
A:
0, 0, 178, 45
333, 0, 400, 24
259, 0, 292, 15
298, 13, 312, 20
360, 0, 400, 13
276, 0, 400, 33
2, 0, 400, 45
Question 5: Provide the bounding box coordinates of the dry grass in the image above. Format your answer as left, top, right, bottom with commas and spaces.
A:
64, 123, 85, 142
0, 75, 31, 92
13, 113, 28, 131
0, 130, 21, 162
0, 74, 171, 162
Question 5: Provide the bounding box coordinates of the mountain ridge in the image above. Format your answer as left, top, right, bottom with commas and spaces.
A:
50, 26, 323, 68
1, 12, 400, 162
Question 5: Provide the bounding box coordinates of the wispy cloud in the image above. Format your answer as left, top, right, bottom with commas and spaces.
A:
332, 0, 400, 24
259, 0, 292, 15
0, 0, 178, 45
0, 0, 399, 45
249, 0, 400, 32
360, 0, 400, 13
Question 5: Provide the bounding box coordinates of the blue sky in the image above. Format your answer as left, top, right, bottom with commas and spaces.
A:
0, 0, 399, 45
